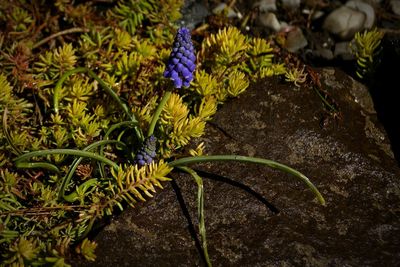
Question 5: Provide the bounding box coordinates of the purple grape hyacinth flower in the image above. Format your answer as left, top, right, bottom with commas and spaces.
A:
134, 135, 157, 166
164, 27, 196, 88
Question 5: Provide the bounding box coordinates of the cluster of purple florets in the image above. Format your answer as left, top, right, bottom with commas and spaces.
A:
134, 135, 157, 166
163, 27, 196, 88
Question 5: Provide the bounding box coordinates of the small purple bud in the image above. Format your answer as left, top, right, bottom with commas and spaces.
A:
181, 68, 191, 79
175, 63, 184, 72
134, 135, 157, 167
170, 70, 179, 80
187, 62, 195, 72
174, 78, 183, 88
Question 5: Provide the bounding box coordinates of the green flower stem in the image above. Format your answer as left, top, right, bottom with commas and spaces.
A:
53, 67, 143, 140
178, 166, 211, 267
13, 149, 119, 171
15, 161, 60, 173
98, 121, 138, 178
86, 69, 143, 141
169, 155, 325, 205
59, 140, 125, 201
104, 121, 139, 140
147, 90, 172, 137
86, 70, 137, 123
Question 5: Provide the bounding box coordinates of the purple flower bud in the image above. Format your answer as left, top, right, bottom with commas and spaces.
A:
134, 135, 157, 167
188, 64, 195, 73
181, 67, 191, 79
173, 78, 183, 88
168, 70, 177, 79
164, 27, 196, 89
175, 63, 184, 72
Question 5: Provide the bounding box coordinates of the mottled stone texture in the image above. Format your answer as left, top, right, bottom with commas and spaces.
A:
78, 68, 400, 267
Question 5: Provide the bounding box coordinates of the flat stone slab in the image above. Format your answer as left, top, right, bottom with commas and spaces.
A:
78, 68, 400, 266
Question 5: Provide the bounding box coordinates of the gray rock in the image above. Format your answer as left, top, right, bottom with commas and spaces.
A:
390, 0, 400, 16
334, 41, 354, 60
313, 47, 335, 60
346, 0, 376, 29
285, 27, 308, 52
178, 1, 209, 30
258, 12, 281, 31
78, 68, 400, 266
323, 5, 366, 40
253, 0, 277, 12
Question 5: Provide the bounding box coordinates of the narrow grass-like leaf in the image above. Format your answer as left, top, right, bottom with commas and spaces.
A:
59, 139, 125, 201
13, 149, 120, 171
178, 166, 211, 267
170, 155, 325, 205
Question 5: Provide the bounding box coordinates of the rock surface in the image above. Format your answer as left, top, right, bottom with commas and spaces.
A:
78, 68, 400, 266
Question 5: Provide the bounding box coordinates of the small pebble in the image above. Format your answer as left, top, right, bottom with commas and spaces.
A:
323, 5, 366, 40
253, 0, 277, 12
285, 27, 308, 53
346, 0, 375, 29
334, 42, 354, 60
390, 0, 400, 15
258, 12, 281, 31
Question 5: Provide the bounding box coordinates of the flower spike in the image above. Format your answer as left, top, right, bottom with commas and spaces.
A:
164, 27, 196, 88
134, 135, 157, 166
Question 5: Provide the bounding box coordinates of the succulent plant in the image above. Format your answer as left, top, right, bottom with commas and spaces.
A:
351, 28, 384, 80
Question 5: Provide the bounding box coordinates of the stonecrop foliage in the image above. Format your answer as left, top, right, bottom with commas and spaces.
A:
350, 28, 384, 80
0, 0, 321, 265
